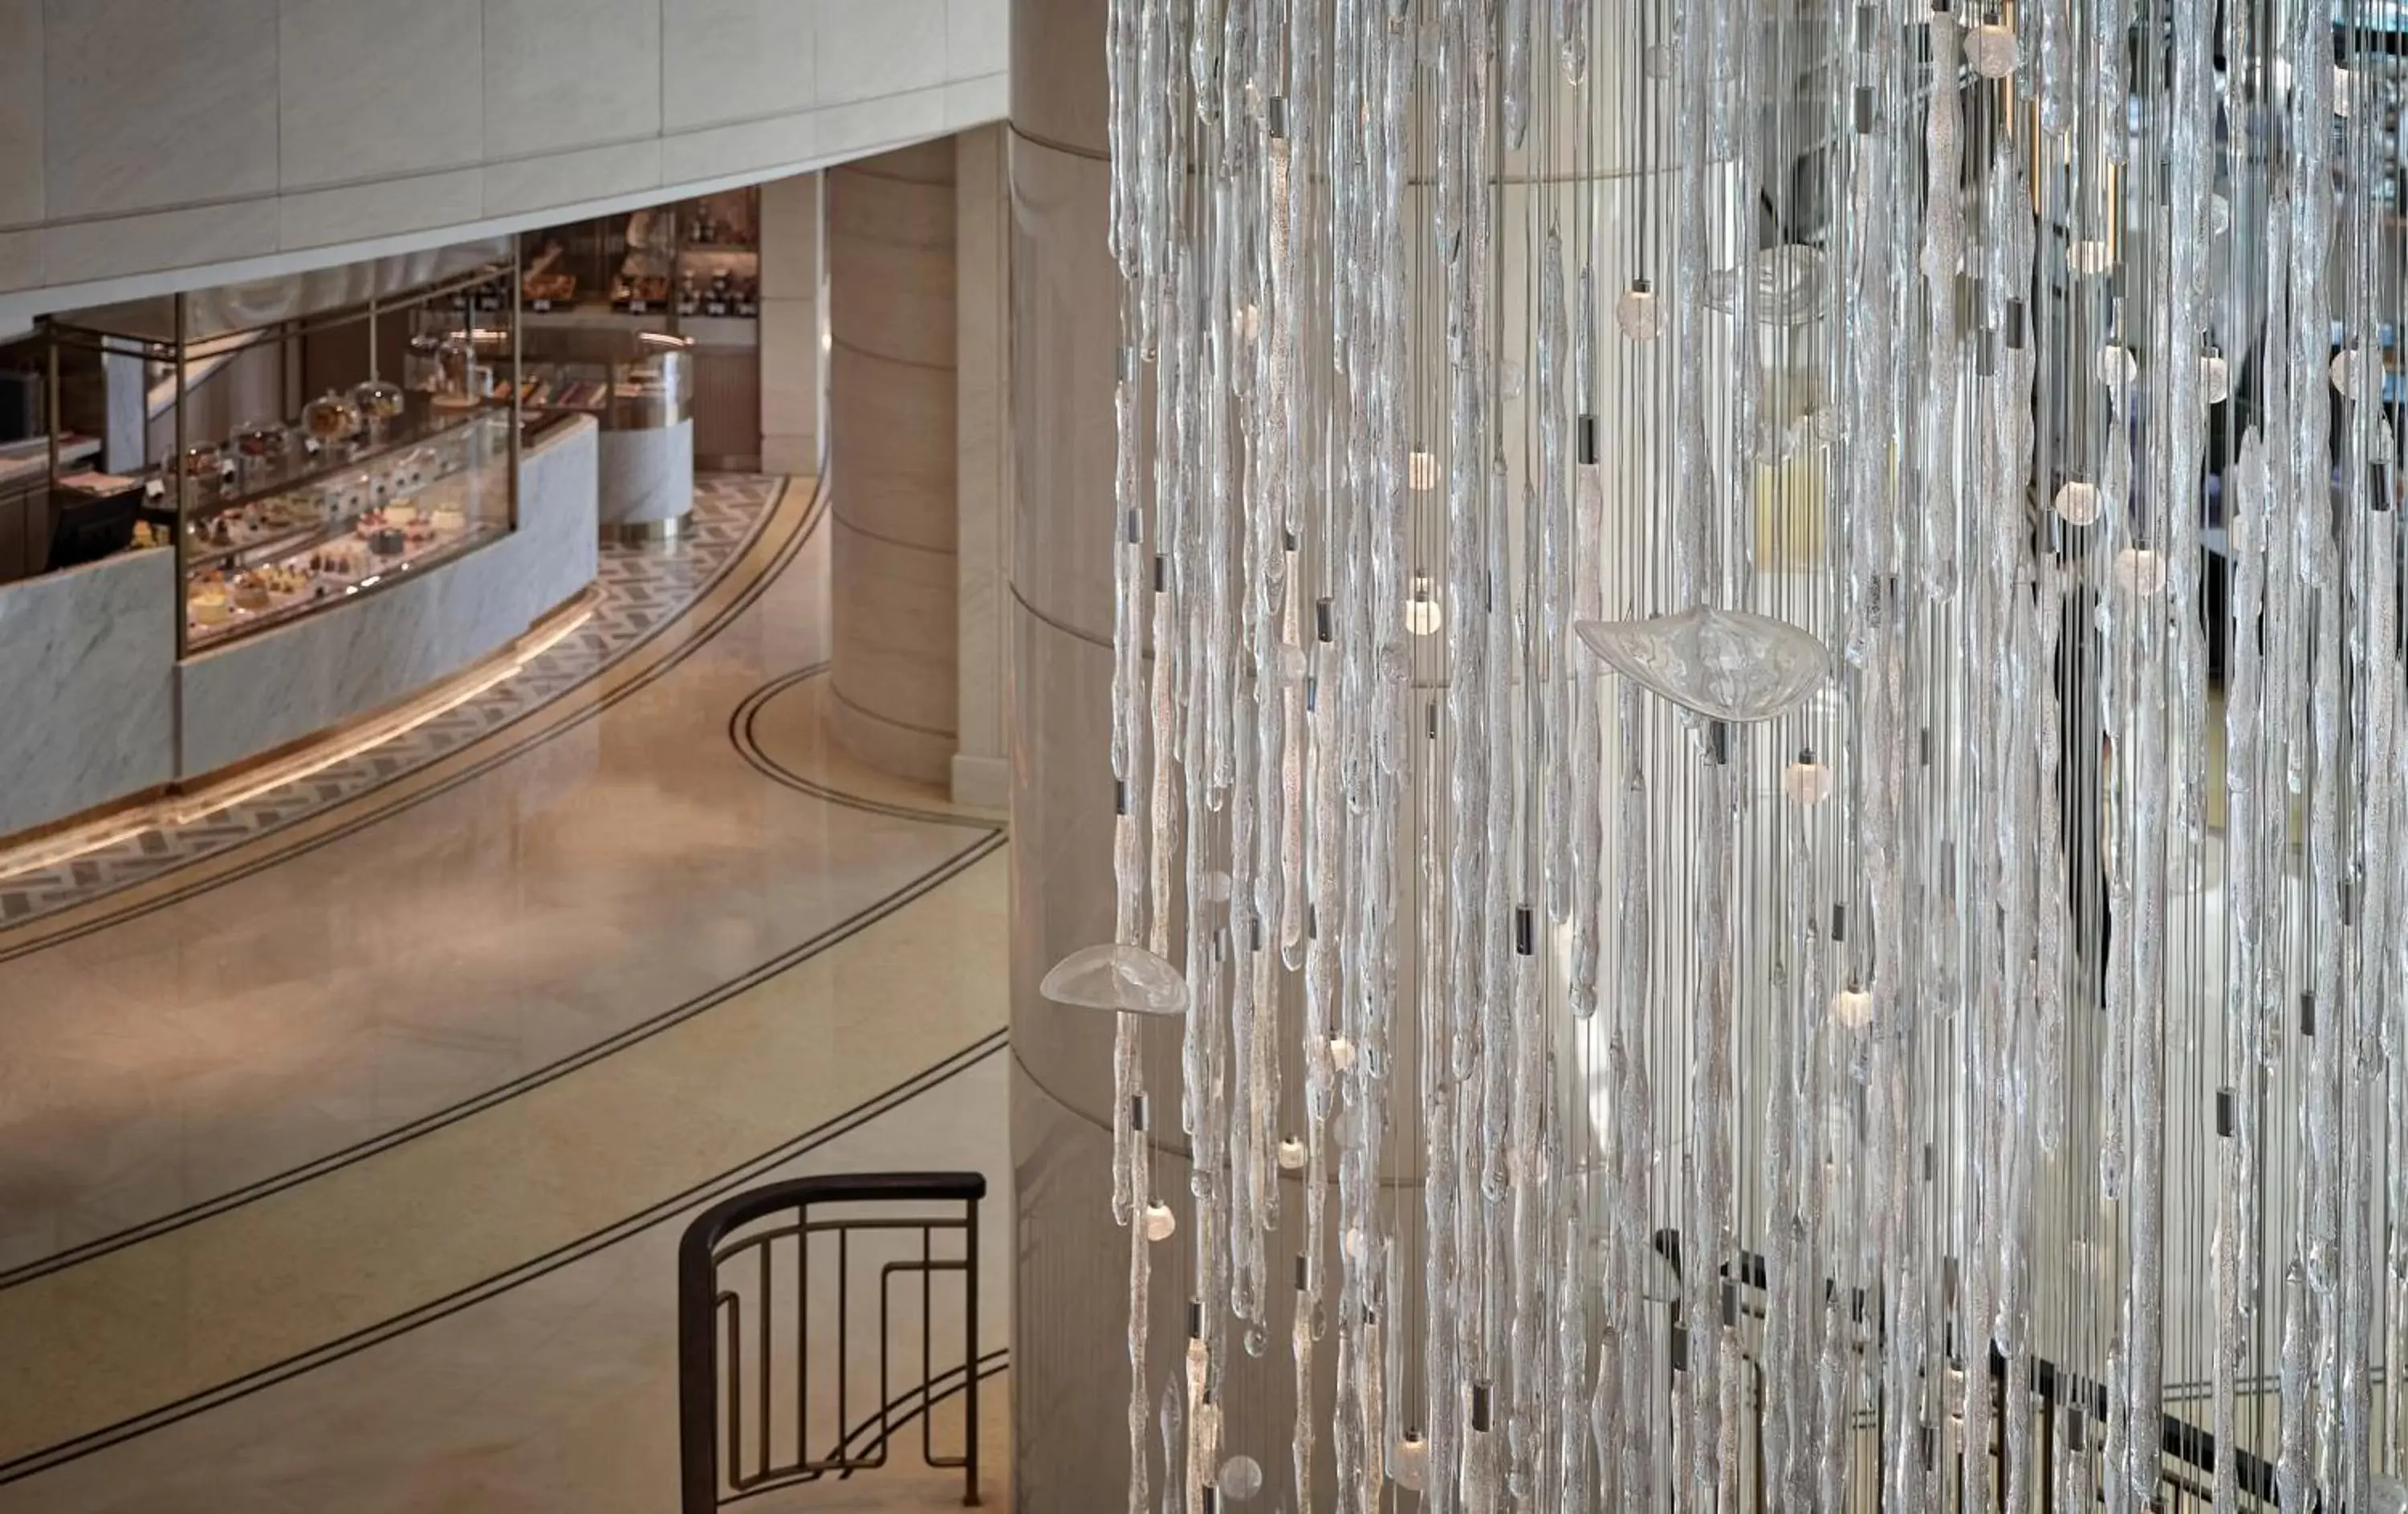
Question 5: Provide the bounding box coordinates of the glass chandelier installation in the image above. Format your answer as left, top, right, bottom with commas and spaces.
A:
1053, 0, 2408, 1503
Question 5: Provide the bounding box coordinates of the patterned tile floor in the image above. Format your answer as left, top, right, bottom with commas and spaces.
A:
0, 474, 788, 929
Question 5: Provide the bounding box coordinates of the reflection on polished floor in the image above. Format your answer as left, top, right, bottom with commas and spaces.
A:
0, 473, 1015, 1512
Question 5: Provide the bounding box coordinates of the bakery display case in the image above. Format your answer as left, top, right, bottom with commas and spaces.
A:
39, 261, 522, 654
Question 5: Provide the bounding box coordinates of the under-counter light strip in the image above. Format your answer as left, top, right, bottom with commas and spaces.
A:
0, 596, 595, 885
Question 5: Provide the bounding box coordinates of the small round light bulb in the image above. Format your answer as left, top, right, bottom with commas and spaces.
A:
2333, 346, 2373, 401
1617, 280, 1663, 342
1405, 575, 1444, 637
1276, 1136, 1307, 1171
1328, 1035, 1357, 1071
1830, 984, 1873, 1029
2053, 479, 2101, 526
1963, 23, 2020, 77
1392, 1431, 1430, 1492
1143, 1201, 1178, 1242
1217, 1455, 1264, 1500
2201, 352, 2230, 405
1783, 749, 1833, 805
2114, 546, 2167, 597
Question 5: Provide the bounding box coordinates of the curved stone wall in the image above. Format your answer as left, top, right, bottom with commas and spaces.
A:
0, 0, 1007, 336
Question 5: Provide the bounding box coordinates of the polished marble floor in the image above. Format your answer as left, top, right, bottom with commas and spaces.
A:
0, 474, 1014, 1511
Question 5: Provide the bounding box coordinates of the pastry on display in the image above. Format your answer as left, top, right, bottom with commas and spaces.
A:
430, 504, 466, 534
181, 442, 226, 501
303, 391, 361, 443
386, 503, 417, 527
371, 527, 406, 557
233, 576, 270, 613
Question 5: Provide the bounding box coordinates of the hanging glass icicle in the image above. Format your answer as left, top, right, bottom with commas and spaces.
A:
1089, 0, 2404, 1499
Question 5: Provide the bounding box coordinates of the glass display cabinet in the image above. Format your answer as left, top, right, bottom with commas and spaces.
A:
515, 328, 694, 430
41, 262, 522, 654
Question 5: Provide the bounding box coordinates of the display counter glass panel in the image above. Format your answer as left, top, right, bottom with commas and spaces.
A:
39, 262, 523, 655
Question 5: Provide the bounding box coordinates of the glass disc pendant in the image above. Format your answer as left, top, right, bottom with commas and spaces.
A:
1702, 245, 1828, 326
1574, 608, 1830, 722
1039, 944, 1188, 1015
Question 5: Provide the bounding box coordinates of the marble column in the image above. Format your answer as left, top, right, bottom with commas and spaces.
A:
758, 170, 824, 478
827, 141, 959, 787
1004, 1, 1196, 1506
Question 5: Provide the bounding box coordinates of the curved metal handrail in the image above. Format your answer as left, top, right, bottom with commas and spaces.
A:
678, 1171, 988, 1512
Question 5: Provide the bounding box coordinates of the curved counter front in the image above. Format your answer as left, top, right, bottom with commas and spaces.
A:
0, 417, 600, 844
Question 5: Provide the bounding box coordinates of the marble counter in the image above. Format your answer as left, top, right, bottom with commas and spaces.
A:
0, 418, 600, 845
179, 418, 599, 777
0, 547, 177, 839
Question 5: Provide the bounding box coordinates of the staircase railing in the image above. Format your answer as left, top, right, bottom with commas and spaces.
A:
678, 1171, 987, 1510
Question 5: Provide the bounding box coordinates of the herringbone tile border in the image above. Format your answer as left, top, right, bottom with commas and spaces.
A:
0, 474, 787, 927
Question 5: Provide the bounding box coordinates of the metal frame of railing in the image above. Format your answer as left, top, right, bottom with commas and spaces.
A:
678, 1171, 987, 1511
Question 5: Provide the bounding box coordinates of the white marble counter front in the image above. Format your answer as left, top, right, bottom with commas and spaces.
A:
597, 419, 694, 532
0, 417, 600, 845
0, 547, 176, 839
179, 418, 599, 777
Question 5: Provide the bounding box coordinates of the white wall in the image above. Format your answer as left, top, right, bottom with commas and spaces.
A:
0, 0, 1007, 335
757, 170, 824, 476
